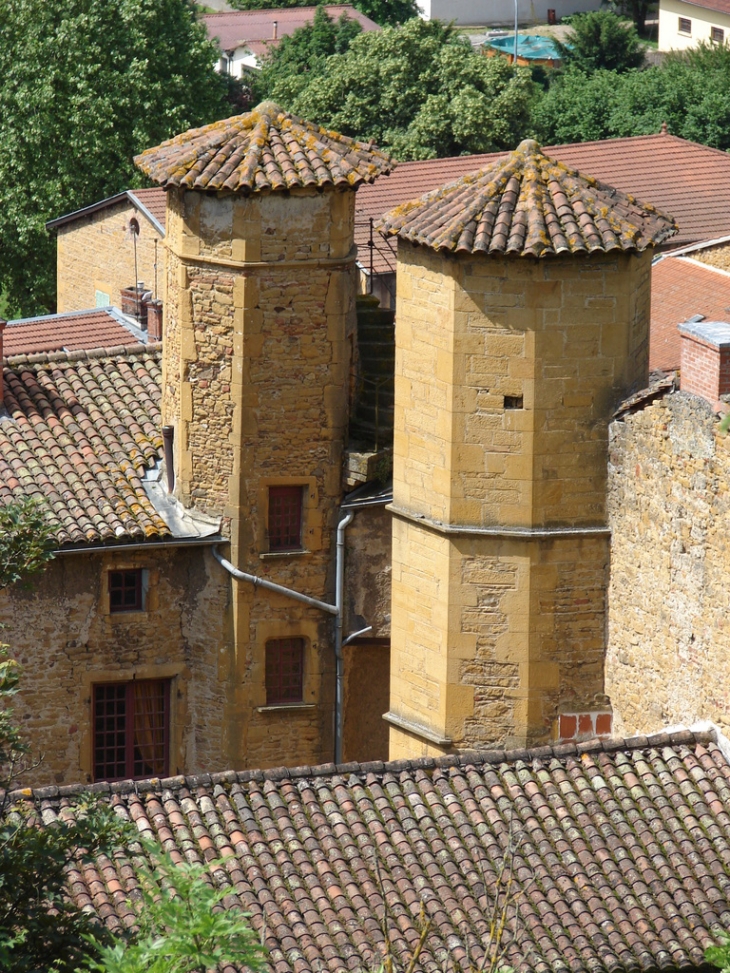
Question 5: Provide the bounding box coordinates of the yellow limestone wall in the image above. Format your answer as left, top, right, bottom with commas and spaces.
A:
163, 185, 356, 769
388, 243, 652, 756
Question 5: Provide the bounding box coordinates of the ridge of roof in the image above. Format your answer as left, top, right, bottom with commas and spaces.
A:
135, 101, 395, 195
4, 341, 160, 368
17, 726, 713, 801
378, 139, 677, 258
46, 190, 167, 234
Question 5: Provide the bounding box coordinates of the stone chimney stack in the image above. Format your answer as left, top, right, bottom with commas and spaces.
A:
379, 140, 676, 757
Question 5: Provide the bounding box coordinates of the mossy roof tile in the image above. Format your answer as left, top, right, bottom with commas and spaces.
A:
0, 345, 168, 547
378, 139, 677, 258
135, 101, 394, 195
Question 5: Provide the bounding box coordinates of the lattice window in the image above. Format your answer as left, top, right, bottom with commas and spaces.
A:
678, 17, 692, 32
109, 569, 143, 613
268, 486, 303, 552
93, 680, 169, 782
711, 25, 724, 42
265, 638, 304, 705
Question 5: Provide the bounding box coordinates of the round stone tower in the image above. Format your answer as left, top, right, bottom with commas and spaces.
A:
379, 139, 676, 757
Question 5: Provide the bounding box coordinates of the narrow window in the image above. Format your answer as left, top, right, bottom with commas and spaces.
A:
265, 638, 304, 705
678, 16, 692, 32
109, 569, 143, 613
268, 485, 303, 552
711, 25, 724, 41
504, 394, 524, 410
93, 680, 169, 782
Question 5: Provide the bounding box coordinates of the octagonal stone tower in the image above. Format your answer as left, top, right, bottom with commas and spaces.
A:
379, 140, 676, 757
136, 103, 392, 768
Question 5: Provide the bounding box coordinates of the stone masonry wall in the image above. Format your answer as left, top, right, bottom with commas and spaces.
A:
607, 390, 730, 735
0, 546, 232, 787
56, 202, 161, 313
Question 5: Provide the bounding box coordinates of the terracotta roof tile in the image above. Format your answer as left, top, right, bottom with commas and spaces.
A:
13, 729, 730, 973
357, 134, 730, 274
0, 345, 168, 547
203, 5, 380, 53
135, 101, 395, 195
378, 140, 676, 258
129, 187, 167, 229
650, 257, 730, 371
46, 190, 166, 233
3, 308, 142, 357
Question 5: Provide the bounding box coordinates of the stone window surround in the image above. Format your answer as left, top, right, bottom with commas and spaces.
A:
253, 619, 320, 711
100, 561, 157, 616
258, 475, 318, 558
92, 678, 170, 782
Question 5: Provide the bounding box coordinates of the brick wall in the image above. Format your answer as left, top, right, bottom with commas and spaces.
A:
679, 321, 730, 407
0, 546, 232, 787
56, 203, 162, 313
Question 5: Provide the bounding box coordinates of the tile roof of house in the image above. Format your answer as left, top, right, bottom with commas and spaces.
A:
0, 345, 169, 547
135, 101, 395, 195
3, 308, 144, 357
679, 0, 730, 14
19, 727, 730, 973
378, 139, 676, 258
357, 133, 730, 273
46, 189, 166, 234
650, 256, 730, 371
203, 5, 380, 55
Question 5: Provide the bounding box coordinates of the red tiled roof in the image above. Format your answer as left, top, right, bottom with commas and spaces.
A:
357, 133, 730, 273
130, 187, 167, 228
3, 308, 141, 357
378, 139, 676, 258
203, 5, 380, 53
16, 728, 730, 973
135, 101, 395, 195
679, 0, 730, 14
0, 346, 168, 547
650, 256, 730, 371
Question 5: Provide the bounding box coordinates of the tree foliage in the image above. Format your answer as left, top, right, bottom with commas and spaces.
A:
707, 935, 730, 973
0, 497, 56, 590
228, 0, 420, 27
0, 0, 229, 317
253, 6, 363, 105
553, 10, 645, 73
84, 846, 268, 973
279, 18, 535, 159
533, 42, 730, 149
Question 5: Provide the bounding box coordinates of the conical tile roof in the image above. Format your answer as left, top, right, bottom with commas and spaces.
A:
377, 139, 677, 257
135, 101, 394, 195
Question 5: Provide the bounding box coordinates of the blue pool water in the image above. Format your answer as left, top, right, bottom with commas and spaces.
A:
487, 34, 563, 59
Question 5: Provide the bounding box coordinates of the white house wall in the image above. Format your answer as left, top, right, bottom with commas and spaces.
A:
417, 0, 603, 25
658, 0, 730, 49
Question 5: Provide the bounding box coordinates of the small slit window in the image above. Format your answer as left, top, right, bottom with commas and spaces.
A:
504, 395, 524, 410
109, 569, 144, 613
268, 485, 303, 552
678, 16, 692, 32
265, 638, 304, 705
712, 25, 724, 41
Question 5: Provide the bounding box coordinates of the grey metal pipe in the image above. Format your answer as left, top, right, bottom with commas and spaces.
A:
211, 545, 337, 615
334, 511, 354, 764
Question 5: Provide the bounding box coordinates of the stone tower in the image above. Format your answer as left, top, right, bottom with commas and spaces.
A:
379, 140, 676, 758
135, 103, 392, 768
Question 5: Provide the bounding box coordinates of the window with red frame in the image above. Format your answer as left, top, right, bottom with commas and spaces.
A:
268, 485, 303, 552
93, 680, 169, 782
109, 569, 143, 612
265, 638, 304, 705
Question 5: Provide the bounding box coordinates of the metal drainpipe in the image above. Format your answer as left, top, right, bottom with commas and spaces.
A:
213, 512, 355, 765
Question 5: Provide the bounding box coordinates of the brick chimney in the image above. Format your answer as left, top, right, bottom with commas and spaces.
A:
272, 19, 278, 39
679, 319, 730, 409
145, 299, 163, 342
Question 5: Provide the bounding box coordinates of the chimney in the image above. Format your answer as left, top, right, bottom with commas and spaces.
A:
162, 425, 175, 493
145, 299, 163, 342
272, 19, 278, 39
0, 319, 5, 406
121, 282, 150, 329
679, 319, 730, 409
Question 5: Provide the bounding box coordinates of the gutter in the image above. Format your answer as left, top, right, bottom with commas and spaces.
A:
51, 535, 224, 556
212, 510, 366, 765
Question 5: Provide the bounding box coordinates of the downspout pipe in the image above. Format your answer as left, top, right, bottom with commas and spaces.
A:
334, 511, 354, 764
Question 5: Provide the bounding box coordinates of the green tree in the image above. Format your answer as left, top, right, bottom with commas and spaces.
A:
285, 19, 535, 159
254, 6, 363, 105
532, 42, 730, 149
553, 10, 645, 73
0, 0, 229, 318
84, 846, 268, 973
228, 0, 420, 27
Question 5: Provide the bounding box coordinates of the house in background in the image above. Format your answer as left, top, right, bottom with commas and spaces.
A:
415, 0, 603, 26
658, 0, 730, 49
203, 5, 380, 75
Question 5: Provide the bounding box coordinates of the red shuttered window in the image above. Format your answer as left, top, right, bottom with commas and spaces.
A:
265, 638, 304, 705
268, 486, 303, 552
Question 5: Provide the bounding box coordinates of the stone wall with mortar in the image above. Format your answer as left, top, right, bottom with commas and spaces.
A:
389, 243, 651, 758
607, 390, 730, 735
56, 202, 162, 313
0, 546, 232, 787
692, 241, 730, 273
162, 185, 357, 769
